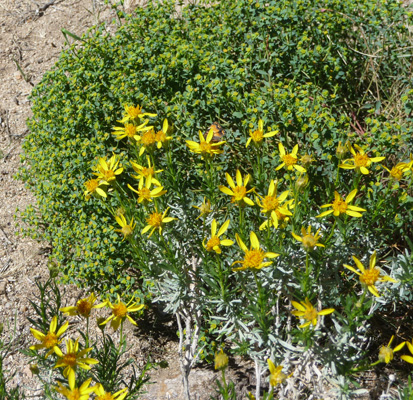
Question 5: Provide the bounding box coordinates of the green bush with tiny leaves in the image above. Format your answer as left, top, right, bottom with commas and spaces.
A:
18, 0, 413, 296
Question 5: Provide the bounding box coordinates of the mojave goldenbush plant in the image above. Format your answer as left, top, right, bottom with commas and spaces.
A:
18, 0, 413, 300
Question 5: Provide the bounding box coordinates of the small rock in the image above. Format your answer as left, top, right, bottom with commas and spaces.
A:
14, 71, 22, 80
0, 281, 6, 295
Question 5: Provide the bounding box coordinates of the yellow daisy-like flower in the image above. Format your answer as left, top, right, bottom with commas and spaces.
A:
275, 143, 306, 173
256, 180, 291, 229
94, 383, 128, 400
186, 129, 225, 158
219, 170, 254, 207
193, 197, 212, 219
112, 119, 152, 141
137, 128, 157, 156
119, 104, 156, 124
128, 176, 166, 205
84, 178, 108, 200
203, 219, 234, 254
60, 293, 106, 319
267, 359, 287, 387
232, 231, 279, 271
378, 336, 405, 364
93, 155, 123, 183
291, 226, 324, 251
30, 316, 69, 358
141, 207, 177, 238
246, 119, 278, 148
99, 294, 145, 331
55, 339, 99, 388
343, 251, 397, 297
339, 143, 385, 175
155, 119, 173, 149
131, 156, 163, 187
317, 189, 366, 218
56, 377, 95, 400
260, 199, 295, 230
114, 214, 136, 241
214, 349, 229, 370
382, 163, 406, 181
291, 298, 335, 328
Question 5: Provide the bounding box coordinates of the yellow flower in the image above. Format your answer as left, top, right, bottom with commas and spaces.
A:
128, 176, 166, 204
214, 349, 229, 370
137, 128, 157, 156
256, 180, 291, 229
343, 251, 397, 297
131, 156, 163, 187
99, 294, 144, 331
378, 336, 404, 364
193, 197, 212, 219
84, 178, 108, 200
55, 339, 99, 388
112, 119, 151, 141
339, 143, 385, 175
246, 119, 278, 147
275, 143, 306, 173
114, 214, 136, 241
401, 339, 413, 364
119, 104, 156, 123
292, 298, 334, 328
232, 231, 279, 271
60, 293, 106, 319
155, 119, 173, 149
292, 226, 324, 251
219, 170, 254, 206
94, 383, 128, 400
30, 316, 69, 357
203, 219, 234, 254
56, 377, 95, 400
186, 129, 225, 158
141, 207, 177, 237
267, 359, 287, 387
317, 189, 366, 218
93, 155, 123, 183
382, 163, 406, 181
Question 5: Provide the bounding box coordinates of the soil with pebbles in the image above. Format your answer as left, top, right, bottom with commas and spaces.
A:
0, 1, 257, 398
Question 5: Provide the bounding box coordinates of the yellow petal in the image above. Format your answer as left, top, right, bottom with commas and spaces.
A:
250, 231, 260, 249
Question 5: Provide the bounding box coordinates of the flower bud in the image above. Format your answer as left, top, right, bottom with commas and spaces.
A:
214, 348, 229, 371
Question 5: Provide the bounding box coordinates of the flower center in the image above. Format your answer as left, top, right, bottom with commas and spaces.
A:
102, 170, 115, 181
147, 212, 163, 227
379, 346, 393, 363
391, 167, 403, 181
206, 236, 220, 251
200, 141, 212, 153
85, 179, 99, 192
262, 195, 279, 211
360, 268, 380, 286
138, 187, 151, 201
124, 124, 136, 138
354, 153, 369, 167
113, 302, 127, 318
141, 167, 154, 177
121, 225, 133, 237
77, 299, 93, 318
67, 388, 81, 400
302, 234, 317, 250
251, 129, 263, 142
282, 154, 297, 166
332, 198, 348, 214
43, 332, 58, 348
233, 186, 247, 201
126, 105, 142, 120
141, 130, 156, 146
243, 248, 265, 269
63, 353, 77, 367
155, 130, 166, 142
303, 307, 318, 322
270, 370, 287, 386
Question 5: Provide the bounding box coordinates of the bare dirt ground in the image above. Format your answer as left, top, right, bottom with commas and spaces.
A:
0, 1, 252, 399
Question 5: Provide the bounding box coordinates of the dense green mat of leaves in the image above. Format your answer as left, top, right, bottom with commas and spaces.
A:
18, 0, 413, 297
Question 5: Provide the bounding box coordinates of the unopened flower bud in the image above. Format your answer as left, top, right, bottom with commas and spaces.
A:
29, 364, 40, 375
214, 348, 229, 371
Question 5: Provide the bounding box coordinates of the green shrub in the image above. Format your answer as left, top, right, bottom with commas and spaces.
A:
18, 0, 413, 296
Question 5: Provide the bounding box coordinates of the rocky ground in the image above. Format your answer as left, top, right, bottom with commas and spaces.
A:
0, 1, 256, 399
